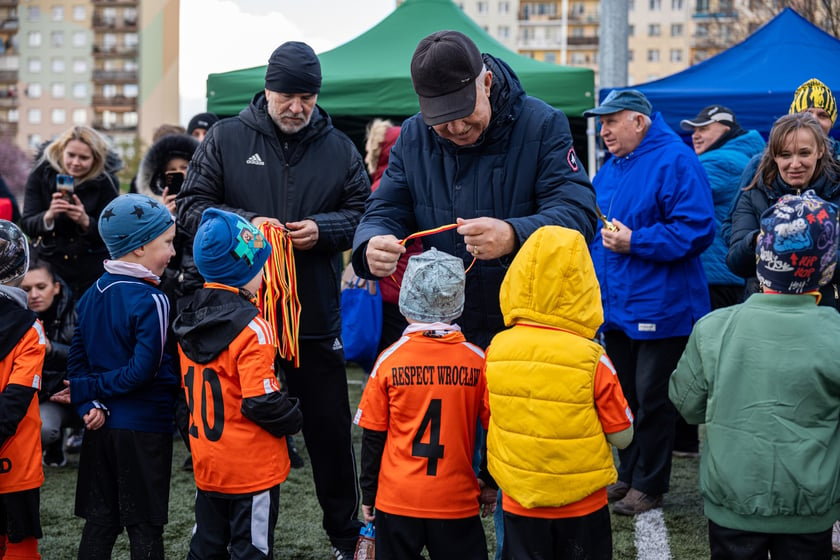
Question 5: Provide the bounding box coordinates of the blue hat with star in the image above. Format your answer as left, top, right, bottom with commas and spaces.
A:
99, 193, 175, 259
193, 208, 272, 287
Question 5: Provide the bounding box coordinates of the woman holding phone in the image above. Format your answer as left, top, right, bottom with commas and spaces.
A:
21, 125, 119, 301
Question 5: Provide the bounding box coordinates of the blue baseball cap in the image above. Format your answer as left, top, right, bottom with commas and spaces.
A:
584, 89, 652, 118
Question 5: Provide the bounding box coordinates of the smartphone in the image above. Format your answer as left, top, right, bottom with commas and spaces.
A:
164, 171, 185, 195
56, 174, 75, 202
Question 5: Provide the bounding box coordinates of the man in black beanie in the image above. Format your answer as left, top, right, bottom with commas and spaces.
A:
177, 41, 369, 559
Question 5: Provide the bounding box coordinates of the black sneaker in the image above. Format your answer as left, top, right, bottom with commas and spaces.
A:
331, 545, 356, 560
288, 445, 305, 469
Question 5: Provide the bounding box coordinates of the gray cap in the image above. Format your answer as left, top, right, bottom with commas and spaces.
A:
399, 248, 465, 324
583, 89, 652, 118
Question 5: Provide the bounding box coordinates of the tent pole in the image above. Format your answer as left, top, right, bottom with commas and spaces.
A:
587, 116, 597, 177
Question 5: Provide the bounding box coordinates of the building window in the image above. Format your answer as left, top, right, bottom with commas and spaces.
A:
720, 0, 732, 12
696, 0, 709, 13
51, 31, 64, 47
124, 112, 138, 127
670, 48, 683, 62
28, 108, 41, 124
72, 83, 87, 98
672, 0, 684, 8
124, 84, 138, 98
124, 33, 138, 49
628, 24, 635, 36
103, 84, 117, 98
124, 7, 137, 25
73, 6, 86, 20
499, 1, 510, 14
51, 58, 65, 73
648, 23, 661, 36
629, 0, 635, 10
125, 60, 138, 72
27, 7, 40, 21
28, 134, 42, 150
27, 83, 42, 98
544, 52, 557, 64
647, 49, 660, 62
671, 23, 683, 36
72, 59, 88, 73
51, 109, 66, 124
498, 25, 510, 39
628, 50, 634, 62
73, 109, 87, 125
696, 22, 708, 36
28, 31, 41, 48
571, 52, 587, 64
72, 31, 86, 47
51, 83, 65, 98
103, 33, 117, 49
28, 59, 42, 73
649, 0, 661, 9
478, 1, 489, 14
52, 6, 64, 21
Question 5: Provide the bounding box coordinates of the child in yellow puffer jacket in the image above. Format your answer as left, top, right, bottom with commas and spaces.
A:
485, 225, 634, 560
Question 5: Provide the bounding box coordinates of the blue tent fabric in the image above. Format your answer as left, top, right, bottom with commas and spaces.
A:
601, 9, 840, 139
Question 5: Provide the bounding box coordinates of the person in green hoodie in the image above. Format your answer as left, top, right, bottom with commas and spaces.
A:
671, 190, 840, 559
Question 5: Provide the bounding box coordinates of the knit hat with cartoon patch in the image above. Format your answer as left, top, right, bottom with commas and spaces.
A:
193, 208, 272, 288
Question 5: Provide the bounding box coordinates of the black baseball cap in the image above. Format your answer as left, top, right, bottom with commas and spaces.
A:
410, 30, 484, 126
680, 105, 737, 130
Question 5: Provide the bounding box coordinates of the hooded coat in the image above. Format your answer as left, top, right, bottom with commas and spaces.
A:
485, 226, 618, 509
351, 54, 598, 348
178, 93, 370, 339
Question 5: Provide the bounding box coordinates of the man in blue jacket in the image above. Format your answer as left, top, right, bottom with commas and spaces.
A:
351, 30, 598, 350
674, 105, 764, 457
585, 89, 715, 515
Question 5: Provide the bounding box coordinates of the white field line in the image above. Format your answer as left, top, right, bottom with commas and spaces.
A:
635, 508, 672, 560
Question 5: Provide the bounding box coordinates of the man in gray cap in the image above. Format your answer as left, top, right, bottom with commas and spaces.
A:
177, 41, 369, 558
585, 89, 715, 515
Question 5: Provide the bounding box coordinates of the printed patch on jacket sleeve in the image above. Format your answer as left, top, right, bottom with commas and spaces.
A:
567, 147, 579, 172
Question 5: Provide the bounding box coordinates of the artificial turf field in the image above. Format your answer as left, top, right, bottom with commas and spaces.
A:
37, 366, 758, 559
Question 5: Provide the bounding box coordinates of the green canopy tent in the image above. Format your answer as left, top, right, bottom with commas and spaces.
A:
205, 0, 595, 159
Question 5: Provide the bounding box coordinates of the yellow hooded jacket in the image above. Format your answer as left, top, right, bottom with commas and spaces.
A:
486, 226, 617, 509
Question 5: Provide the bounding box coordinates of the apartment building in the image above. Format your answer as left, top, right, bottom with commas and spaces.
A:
0, 0, 178, 155
457, 0, 520, 51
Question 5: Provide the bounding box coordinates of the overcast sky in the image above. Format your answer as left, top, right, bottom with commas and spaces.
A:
178, 0, 396, 123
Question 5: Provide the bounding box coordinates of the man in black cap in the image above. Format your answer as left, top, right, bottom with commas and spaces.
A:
673, 106, 764, 458
351, 29, 597, 557
352, 30, 597, 350
177, 41, 369, 559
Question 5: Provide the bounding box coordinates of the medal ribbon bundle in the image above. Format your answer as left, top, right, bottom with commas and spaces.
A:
257, 223, 301, 367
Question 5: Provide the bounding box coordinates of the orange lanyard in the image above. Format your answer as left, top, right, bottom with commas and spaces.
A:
389, 224, 477, 288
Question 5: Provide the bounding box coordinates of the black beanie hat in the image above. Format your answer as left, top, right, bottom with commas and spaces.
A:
264, 42, 322, 94
187, 112, 219, 135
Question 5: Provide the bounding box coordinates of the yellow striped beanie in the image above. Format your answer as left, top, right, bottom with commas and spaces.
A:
789, 78, 837, 125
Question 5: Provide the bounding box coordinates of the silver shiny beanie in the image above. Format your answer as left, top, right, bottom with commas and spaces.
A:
399, 248, 465, 323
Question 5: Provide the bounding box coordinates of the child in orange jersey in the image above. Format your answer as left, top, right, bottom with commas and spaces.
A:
173, 208, 302, 559
0, 221, 46, 560
485, 226, 634, 560
354, 248, 495, 560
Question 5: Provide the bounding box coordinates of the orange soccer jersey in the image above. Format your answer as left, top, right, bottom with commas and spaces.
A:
179, 315, 290, 495
354, 329, 489, 519
0, 322, 45, 494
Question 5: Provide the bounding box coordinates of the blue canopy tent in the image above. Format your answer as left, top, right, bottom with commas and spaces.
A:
601, 8, 840, 139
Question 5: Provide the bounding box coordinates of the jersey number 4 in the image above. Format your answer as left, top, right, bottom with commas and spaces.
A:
412, 399, 445, 476
184, 365, 225, 442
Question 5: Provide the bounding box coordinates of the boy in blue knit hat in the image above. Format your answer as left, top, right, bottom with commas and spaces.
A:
173, 208, 303, 559
671, 190, 840, 559
51, 193, 179, 559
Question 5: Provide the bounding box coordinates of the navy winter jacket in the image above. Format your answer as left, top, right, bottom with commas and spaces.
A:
352, 55, 598, 347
